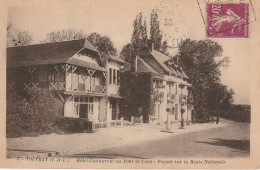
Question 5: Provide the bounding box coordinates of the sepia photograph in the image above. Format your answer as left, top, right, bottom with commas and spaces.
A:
1, 0, 260, 169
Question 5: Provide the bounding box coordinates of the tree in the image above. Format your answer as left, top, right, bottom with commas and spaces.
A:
150, 9, 168, 54
87, 33, 117, 55
121, 10, 168, 64
176, 39, 233, 121
131, 13, 148, 54
120, 43, 135, 63
7, 23, 33, 47
43, 28, 86, 43
43, 30, 117, 55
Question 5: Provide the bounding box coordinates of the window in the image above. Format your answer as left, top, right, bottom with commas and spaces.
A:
80, 97, 84, 102
72, 71, 79, 90
55, 71, 65, 82
109, 68, 120, 85
113, 69, 116, 85
90, 76, 95, 85
74, 97, 79, 102
109, 68, 112, 84
73, 71, 79, 83
117, 70, 120, 85
74, 104, 79, 116
48, 72, 55, 82
73, 96, 94, 118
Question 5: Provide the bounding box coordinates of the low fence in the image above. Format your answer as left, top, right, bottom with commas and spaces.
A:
92, 118, 124, 130
59, 116, 144, 132
131, 115, 143, 125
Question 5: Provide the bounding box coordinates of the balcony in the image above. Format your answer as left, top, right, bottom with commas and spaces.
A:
48, 81, 106, 95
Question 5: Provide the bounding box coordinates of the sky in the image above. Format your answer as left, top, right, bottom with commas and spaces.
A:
7, 0, 250, 104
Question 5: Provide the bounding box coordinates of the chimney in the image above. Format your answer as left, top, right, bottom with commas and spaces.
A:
147, 39, 154, 52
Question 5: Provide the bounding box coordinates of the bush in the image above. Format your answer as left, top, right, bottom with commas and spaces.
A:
220, 105, 251, 123
6, 88, 63, 137
55, 117, 93, 133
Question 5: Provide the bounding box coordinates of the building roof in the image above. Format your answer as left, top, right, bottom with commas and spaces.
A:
7, 39, 100, 67
181, 71, 189, 79
137, 58, 159, 75
66, 58, 106, 71
83, 40, 99, 53
108, 55, 125, 63
120, 63, 132, 72
149, 50, 173, 73
142, 46, 190, 80
108, 94, 123, 99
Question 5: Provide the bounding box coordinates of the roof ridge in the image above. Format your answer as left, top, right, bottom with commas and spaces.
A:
7, 39, 86, 49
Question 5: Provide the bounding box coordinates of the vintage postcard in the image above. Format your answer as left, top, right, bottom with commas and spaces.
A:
0, 0, 260, 169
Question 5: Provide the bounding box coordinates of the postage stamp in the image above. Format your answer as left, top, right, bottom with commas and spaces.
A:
206, 3, 249, 38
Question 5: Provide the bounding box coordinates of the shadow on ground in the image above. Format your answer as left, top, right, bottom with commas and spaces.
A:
196, 138, 250, 153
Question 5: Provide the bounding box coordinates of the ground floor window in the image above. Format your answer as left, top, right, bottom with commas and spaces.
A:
73, 96, 94, 119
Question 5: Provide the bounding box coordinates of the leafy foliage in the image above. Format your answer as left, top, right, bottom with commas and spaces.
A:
176, 39, 234, 121
120, 43, 135, 64
226, 105, 250, 123
55, 117, 93, 133
43, 30, 117, 55
6, 89, 62, 137
7, 24, 33, 47
87, 32, 117, 55
43, 28, 86, 43
121, 10, 168, 64
119, 72, 153, 122
131, 13, 148, 53
150, 9, 168, 55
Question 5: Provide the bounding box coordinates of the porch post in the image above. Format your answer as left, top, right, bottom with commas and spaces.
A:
120, 117, 123, 126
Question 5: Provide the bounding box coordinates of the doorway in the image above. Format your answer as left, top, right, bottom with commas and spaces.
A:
110, 99, 117, 120
79, 104, 88, 119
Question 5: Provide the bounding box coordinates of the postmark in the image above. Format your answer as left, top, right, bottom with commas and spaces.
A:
207, 3, 249, 38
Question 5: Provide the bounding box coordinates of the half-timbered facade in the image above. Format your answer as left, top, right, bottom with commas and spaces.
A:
7, 39, 124, 125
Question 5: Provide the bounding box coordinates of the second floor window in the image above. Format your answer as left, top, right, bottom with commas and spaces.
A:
48, 68, 65, 82
113, 69, 116, 84
48, 72, 55, 82
109, 68, 112, 84
117, 70, 120, 85
109, 68, 120, 85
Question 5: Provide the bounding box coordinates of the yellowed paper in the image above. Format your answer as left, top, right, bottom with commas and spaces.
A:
0, 0, 260, 169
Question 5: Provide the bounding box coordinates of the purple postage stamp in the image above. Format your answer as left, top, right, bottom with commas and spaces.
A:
207, 3, 249, 38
